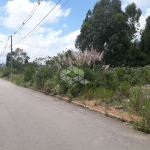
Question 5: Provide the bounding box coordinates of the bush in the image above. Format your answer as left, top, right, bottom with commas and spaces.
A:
23, 63, 37, 83
12, 74, 26, 87
102, 71, 119, 91
1, 68, 17, 78
119, 81, 130, 98
100, 88, 113, 103
67, 82, 84, 98
128, 87, 150, 133
34, 67, 53, 89
1, 68, 11, 77
43, 80, 51, 93
129, 87, 143, 113
115, 67, 125, 81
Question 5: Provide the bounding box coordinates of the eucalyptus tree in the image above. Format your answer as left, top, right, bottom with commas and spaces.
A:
75, 0, 142, 67
6, 48, 30, 73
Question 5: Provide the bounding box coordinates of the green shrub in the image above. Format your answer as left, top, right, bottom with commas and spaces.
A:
51, 84, 60, 95
119, 81, 130, 98
129, 87, 143, 113
34, 67, 53, 89
1, 68, 11, 77
67, 83, 84, 98
12, 74, 26, 87
115, 67, 125, 81
43, 80, 51, 93
128, 87, 150, 133
23, 63, 37, 83
0, 69, 3, 77
103, 71, 119, 91
140, 98, 150, 128
98, 88, 113, 104
80, 88, 94, 100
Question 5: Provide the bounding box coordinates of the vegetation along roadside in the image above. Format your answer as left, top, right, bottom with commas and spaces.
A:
1, 0, 150, 133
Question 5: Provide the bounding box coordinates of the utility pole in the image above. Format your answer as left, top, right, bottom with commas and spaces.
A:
10, 35, 13, 81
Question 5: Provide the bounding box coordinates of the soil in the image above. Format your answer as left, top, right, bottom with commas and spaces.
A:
79, 100, 142, 122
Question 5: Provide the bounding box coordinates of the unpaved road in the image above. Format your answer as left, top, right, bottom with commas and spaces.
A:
0, 78, 150, 150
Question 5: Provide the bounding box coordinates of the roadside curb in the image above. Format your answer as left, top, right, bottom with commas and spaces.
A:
52, 94, 129, 123
19, 86, 130, 123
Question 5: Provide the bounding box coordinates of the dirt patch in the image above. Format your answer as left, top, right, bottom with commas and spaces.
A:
79, 100, 141, 122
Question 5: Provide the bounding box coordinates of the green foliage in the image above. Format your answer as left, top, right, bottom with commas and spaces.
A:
115, 67, 125, 81
119, 81, 130, 98
3, 50, 150, 133
34, 67, 53, 89
43, 80, 51, 93
75, 0, 123, 52
128, 87, 150, 133
129, 87, 145, 113
125, 3, 142, 40
141, 16, 150, 57
12, 74, 26, 87
101, 70, 119, 91
75, 0, 150, 67
100, 88, 113, 102
23, 62, 37, 83
1, 68, 11, 77
67, 84, 81, 98
81, 88, 94, 100
6, 48, 30, 73
1, 68, 17, 78
0, 70, 3, 77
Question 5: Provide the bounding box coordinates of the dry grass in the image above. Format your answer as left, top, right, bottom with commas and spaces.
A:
78, 100, 142, 122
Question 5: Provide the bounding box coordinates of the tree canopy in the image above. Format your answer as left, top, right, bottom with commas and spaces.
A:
6, 48, 30, 73
75, 0, 150, 67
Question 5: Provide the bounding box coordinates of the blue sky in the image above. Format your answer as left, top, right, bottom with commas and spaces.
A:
53, 0, 99, 36
0, 0, 99, 36
0, 0, 150, 63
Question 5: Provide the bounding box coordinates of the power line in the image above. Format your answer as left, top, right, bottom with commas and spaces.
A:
0, 37, 10, 57
13, 0, 43, 36
16, 0, 70, 46
0, 41, 6, 45
23, 0, 42, 24
13, 0, 62, 45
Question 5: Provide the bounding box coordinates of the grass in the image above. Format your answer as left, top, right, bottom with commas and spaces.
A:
1, 64, 150, 133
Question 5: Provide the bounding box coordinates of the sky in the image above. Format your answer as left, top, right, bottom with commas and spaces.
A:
0, 0, 150, 63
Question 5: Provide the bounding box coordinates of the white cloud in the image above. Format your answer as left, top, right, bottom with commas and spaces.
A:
122, 0, 150, 29
0, 0, 71, 29
13, 29, 80, 61
0, 0, 79, 63
139, 8, 150, 29
63, 23, 67, 28
124, 0, 150, 9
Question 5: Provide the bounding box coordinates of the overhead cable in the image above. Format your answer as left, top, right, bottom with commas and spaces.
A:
16, 0, 70, 46
13, 0, 43, 36
0, 37, 10, 57
13, 0, 62, 45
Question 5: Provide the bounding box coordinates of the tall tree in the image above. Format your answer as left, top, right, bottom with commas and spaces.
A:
75, 10, 93, 50
125, 2, 142, 40
141, 16, 150, 55
104, 13, 130, 66
75, 0, 142, 67
75, 0, 122, 52
6, 48, 30, 73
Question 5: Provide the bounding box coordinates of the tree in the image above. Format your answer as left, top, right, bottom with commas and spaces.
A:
125, 3, 142, 40
75, 10, 94, 50
141, 16, 150, 56
75, 0, 123, 52
6, 48, 30, 73
75, 0, 142, 67
104, 13, 131, 66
